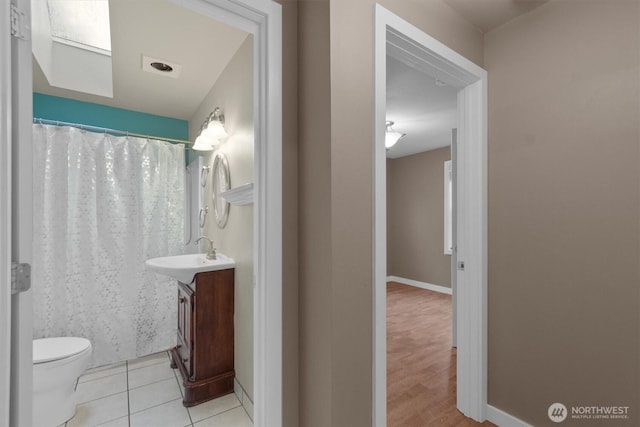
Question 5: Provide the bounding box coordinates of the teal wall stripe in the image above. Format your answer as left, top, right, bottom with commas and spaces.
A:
33, 93, 189, 141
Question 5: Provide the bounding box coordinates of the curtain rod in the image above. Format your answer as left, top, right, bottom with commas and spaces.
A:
33, 117, 193, 146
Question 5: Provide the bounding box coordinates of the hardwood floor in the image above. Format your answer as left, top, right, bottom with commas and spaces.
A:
387, 281, 494, 427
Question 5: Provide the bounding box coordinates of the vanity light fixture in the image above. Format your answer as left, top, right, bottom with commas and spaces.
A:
385, 121, 405, 149
192, 107, 228, 151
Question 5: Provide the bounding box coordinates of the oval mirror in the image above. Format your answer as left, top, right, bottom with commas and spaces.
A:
211, 152, 230, 228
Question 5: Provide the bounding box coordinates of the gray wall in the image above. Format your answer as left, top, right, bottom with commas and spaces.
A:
298, 1, 332, 425
299, 0, 640, 426
189, 37, 255, 399
387, 147, 452, 288
275, 2, 299, 426
485, 1, 639, 425
294, 0, 640, 425
298, 0, 483, 425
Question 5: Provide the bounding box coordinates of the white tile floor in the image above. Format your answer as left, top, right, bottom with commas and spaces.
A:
62, 351, 253, 427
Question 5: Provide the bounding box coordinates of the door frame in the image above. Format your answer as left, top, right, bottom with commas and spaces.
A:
3, 0, 283, 425
6, 0, 34, 424
373, 5, 488, 424
450, 131, 458, 348
163, 2, 284, 424
1, 1, 13, 424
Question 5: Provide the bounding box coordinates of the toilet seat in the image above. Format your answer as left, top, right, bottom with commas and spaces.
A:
33, 337, 92, 364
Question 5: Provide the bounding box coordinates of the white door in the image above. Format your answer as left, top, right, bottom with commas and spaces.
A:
2, 0, 34, 425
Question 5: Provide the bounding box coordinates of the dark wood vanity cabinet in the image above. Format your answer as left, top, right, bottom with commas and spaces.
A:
170, 268, 235, 407
175, 283, 194, 376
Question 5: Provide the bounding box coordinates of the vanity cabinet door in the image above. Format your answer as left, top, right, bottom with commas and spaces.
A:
177, 282, 194, 378
191, 268, 234, 380
171, 269, 235, 406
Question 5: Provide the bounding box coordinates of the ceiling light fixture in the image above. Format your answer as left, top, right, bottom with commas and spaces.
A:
150, 62, 173, 72
142, 55, 182, 79
192, 107, 228, 151
385, 121, 405, 149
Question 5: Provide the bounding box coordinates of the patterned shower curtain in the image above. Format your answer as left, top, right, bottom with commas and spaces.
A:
32, 124, 185, 368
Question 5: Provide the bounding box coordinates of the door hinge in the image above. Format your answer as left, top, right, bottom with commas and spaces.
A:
10, 4, 30, 41
11, 262, 31, 295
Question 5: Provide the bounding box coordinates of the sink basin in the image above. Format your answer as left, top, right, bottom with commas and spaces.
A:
145, 253, 235, 284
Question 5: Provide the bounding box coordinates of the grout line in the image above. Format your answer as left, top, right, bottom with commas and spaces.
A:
78, 370, 127, 386
169, 351, 190, 424
174, 367, 184, 398
129, 376, 180, 397
76, 389, 129, 406
185, 398, 195, 426
126, 360, 131, 427
241, 403, 253, 423
79, 373, 124, 384
128, 375, 177, 392
126, 357, 170, 373
82, 362, 127, 376
234, 380, 254, 422
78, 373, 126, 386
129, 397, 184, 417
93, 415, 130, 427
196, 405, 243, 424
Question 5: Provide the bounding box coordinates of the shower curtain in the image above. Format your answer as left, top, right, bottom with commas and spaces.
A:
32, 124, 185, 367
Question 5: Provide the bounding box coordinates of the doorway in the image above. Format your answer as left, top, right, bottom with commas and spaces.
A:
373, 5, 488, 425
2, 0, 283, 425
385, 54, 458, 425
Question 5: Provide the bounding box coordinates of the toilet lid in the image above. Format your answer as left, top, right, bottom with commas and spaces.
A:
33, 337, 91, 364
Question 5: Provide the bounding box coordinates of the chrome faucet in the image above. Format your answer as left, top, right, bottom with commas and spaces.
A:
195, 236, 217, 260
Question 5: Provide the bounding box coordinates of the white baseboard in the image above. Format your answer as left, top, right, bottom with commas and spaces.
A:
486, 405, 532, 427
387, 276, 452, 295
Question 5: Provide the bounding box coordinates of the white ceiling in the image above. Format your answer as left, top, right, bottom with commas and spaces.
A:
443, 0, 549, 33
386, 56, 457, 159
386, 0, 550, 159
33, 0, 550, 146
33, 0, 249, 121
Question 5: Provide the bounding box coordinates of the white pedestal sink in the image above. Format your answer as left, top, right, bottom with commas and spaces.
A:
145, 253, 235, 284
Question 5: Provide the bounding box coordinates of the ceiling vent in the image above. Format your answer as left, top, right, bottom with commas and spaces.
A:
142, 55, 182, 79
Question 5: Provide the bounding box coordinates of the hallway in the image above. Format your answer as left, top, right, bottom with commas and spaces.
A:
387, 282, 494, 426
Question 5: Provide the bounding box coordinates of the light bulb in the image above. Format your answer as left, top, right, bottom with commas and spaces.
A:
385, 121, 405, 149
385, 131, 404, 149
192, 134, 214, 151
203, 120, 228, 140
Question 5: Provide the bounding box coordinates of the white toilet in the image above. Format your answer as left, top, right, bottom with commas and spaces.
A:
33, 337, 92, 427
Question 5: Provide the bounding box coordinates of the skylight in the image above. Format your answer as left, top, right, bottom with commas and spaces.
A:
47, 0, 112, 54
